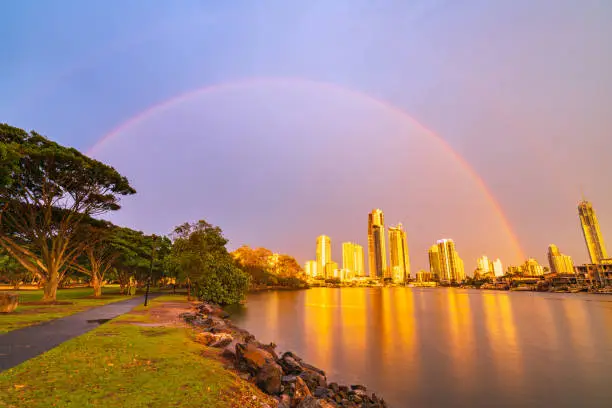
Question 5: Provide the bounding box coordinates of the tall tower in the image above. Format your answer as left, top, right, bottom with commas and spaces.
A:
342, 242, 365, 277
388, 223, 410, 283
368, 209, 387, 279
316, 235, 332, 278
436, 239, 465, 283
578, 201, 608, 264
547, 244, 575, 274
428, 245, 441, 278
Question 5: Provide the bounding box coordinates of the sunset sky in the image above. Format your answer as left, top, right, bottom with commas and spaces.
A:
3, 0, 612, 271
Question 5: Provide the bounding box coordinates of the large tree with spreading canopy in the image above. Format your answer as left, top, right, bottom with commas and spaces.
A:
0, 124, 135, 301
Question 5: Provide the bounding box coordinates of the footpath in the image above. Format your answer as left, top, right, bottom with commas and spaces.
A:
0, 294, 158, 372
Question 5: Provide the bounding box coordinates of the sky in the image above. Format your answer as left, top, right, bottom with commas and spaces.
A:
2, 0, 612, 272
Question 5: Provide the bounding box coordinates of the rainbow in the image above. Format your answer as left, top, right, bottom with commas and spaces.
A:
87, 76, 525, 261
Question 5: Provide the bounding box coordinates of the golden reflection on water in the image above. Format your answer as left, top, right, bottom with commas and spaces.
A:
482, 293, 522, 383
338, 289, 368, 373
391, 288, 417, 361
561, 299, 597, 364
446, 290, 475, 371
304, 288, 335, 366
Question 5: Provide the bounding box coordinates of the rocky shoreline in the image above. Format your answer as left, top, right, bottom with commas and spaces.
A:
180, 302, 388, 408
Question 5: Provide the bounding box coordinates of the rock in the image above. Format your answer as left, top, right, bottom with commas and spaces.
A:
314, 387, 328, 398
338, 386, 348, 393
255, 361, 283, 395
221, 340, 240, 360
299, 369, 327, 392
279, 354, 303, 374
260, 343, 279, 360
319, 400, 336, 408
352, 395, 362, 404
296, 396, 321, 408
329, 383, 339, 393
210, 333, 233, 348
237, 343, 276, 375
178, 312, 197, 322
278, 394, 291, 408
194, 332, 216, 346
0, 292, 18, 313
300, 362, 326, 377
292, 376, 311, 406
239, 373, 251, 381
282, 375, 297, 383
350, 385, 366, 392
282, 351, 303, 362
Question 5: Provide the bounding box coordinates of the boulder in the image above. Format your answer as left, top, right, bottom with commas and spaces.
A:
194, 332, 216, 346
350, 385, 366, 392
0, 292, 18, 313
279, 354, 303, 374
278, 394, 292, 408
210, 333, 233, 348
237, 343, 276, 375
300, 362, 326, 377
255, 361, 283, 395
298, 369, 327, 392
296, 396, 322, 408
313, 387, 328, 398
292, 376, 312, 406
178, 312, 197, 322
221, 340, 241, 360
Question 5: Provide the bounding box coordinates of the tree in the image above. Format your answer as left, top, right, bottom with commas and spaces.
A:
169, 220, 250, 304
0, 248, 29, 289
70, 220, 117, 297
0, 124, 135, 301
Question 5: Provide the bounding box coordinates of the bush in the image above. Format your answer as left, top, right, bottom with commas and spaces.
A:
196, 256, 250, 305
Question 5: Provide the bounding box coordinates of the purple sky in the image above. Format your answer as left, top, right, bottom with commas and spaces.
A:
2, 1, 612, 272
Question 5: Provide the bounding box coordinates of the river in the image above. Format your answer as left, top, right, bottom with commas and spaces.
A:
227, 287, 612, 407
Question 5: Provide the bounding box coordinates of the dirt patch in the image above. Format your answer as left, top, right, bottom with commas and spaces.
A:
121, 300, 196, 328
139, 329, 169, 337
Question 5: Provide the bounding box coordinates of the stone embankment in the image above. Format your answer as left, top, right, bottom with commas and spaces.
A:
180, 303, 388, 408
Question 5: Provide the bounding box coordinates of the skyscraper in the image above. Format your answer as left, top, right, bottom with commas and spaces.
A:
477, 255, 492, 274
304, 260, 317, 277
342, 242, 365, 277
522, 258, 544, 276
316, 235, 331, 279
547, 244, 575, 274
578, 200, 608, 264
492, 258, 504, 277
436, 239, 465, 283
388, 223, 410, 283
325, 261, 338, 279
428, 245, 441, 279
368, 209, 387, 279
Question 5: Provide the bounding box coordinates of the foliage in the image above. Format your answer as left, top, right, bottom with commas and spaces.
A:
0, 248, 30, 288
231, 245, 308, 289
0, 124, 135, 301
169, 220, 250, 304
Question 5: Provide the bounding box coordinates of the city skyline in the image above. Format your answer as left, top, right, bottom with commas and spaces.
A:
304, 199, 610, 280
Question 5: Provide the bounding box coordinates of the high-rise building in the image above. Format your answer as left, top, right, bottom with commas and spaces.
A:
428, 245, 441, 278
578, 200, 608, 264
436, 239, 465, 283
547, 244, 575, 274
342, 242, 365, 277
316, 235, 332, 279
492, 258, 504, 277
368, 209, 387, 279
521, 258, 544, 276
304, 260, 317, 278
325, 261, 338, 279
477, 255, 492, 274
388, 223, 410, 283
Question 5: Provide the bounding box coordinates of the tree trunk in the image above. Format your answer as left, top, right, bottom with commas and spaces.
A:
42, 276, 59, 302
187, 278, 192, 301
92, 275, 102, 297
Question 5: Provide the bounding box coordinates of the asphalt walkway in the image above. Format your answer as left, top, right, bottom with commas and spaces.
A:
0, 294, 159, 372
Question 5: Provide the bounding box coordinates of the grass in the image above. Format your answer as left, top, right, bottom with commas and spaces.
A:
0, 286, 134, 333
0, 295, 274, 408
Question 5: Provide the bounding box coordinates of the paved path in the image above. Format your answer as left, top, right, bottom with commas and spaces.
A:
0, 294, 160, 372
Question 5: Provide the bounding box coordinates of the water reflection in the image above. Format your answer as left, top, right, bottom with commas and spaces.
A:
229, 288, 612, 408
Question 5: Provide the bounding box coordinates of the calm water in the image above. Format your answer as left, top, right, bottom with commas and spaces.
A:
228, 287, 612, 408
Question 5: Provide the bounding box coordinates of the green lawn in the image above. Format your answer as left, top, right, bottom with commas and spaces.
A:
0, 295, 274, 408
0, 286, 134, 333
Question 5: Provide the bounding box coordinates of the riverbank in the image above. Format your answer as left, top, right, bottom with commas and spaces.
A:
0, 295, 275, 408
180, 301, 388, 408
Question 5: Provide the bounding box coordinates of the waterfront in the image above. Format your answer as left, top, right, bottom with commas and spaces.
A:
228, 287, 612, 408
